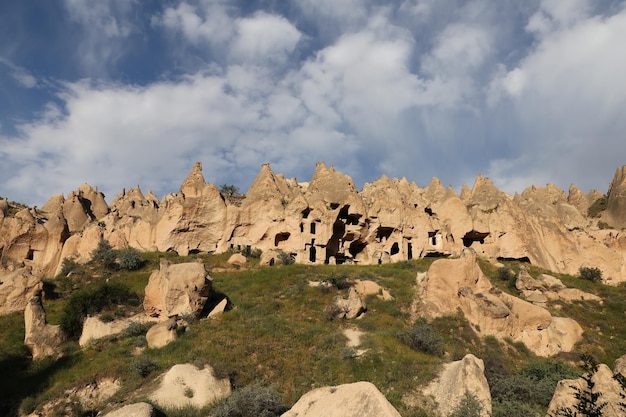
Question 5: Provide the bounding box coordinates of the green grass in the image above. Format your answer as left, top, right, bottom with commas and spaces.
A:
3, 253, 626, 416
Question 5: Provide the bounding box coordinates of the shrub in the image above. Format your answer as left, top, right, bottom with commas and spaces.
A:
277, 251, 294, 265
448, 391, 484, 417
497, 267, 515, 282
322, 273, 350, 290
579, 267, 603, 282
130, 356, 157, 377
241, 246, 262, 259
58, 258, 80, 277
587, 196, 608, 218
90, 239, 117, 269
397, 319, 444, 356
117, 247, 143, 270
60, 282, 140, 339
213, 384, 288, 417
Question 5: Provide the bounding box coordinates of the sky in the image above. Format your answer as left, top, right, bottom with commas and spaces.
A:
1, 0, 625, 207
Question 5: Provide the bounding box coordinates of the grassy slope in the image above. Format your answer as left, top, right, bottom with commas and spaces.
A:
0, 254, 624, 416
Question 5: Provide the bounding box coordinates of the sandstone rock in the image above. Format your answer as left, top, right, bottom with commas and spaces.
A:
144, 259, 211, 318
208, 298, 228, 318
606, 165, 626, 229
148, 363, 231, 409
281, 381, 401, 417
79, 314, 156, 347
353, 279, 394, 301
333, 287, 366, 319
227, 253, 247, 266
546, 363, 623, 417
24, 294, 66, 359
102, 402, 155, 417
417, 250, 583, 356
0, 265, 42, 315
146, 318, 178, 349
423, 354, 491, 417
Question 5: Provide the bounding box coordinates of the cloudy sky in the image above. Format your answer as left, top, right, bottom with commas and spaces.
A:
1, 0, 625, 206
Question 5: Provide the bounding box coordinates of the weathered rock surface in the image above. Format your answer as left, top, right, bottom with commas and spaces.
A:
79, 314, 156, 347
333, 287, 366, 319
416, 250, 583, 356
143, 259, 212, 319
145, 318, 178, 348
423, 354, 491, 417
148, 363, 231, 409
0, 265, 42, 315
4, 162, 626, 314
281, 381, 402, 417
102, 402, 155, 417
546, 363, 624, 417
24, 294, 65, 359
515, 271, 602, 305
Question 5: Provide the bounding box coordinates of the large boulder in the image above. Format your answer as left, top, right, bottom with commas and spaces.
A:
145, 318, 178, 348
144, 259, 212, 319
79, 314, 156, 347
546, 363, 624, 417
417, 249, 583, 356
422, 354, 492, 417
24, 294, 66, 360
281, 381, 402, 417
148, 364, 231, 409
102, 403, 154, 417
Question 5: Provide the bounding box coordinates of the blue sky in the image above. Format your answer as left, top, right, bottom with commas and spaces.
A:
1, 0, 625, 206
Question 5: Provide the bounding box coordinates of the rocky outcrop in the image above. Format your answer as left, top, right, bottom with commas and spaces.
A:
606, 165, 626, 229
145, 318, 178, 348
332, 287, 366, 319
422, 354, 491, 417
24, 294, 65, 359
546, 361, 625, 417
148, 363, 231, 409
281, 381, 402, 417
515, 271, 602, 306
102, 403, 155, 417
4, 162, 626, 315
416, 250, 583, 356
0, 265, 42, 315
79, 314, 156, 347
143, 259, 212, 319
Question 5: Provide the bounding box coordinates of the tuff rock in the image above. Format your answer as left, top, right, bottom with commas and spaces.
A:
3, 162, 626, 314
24, 294, 66, 359
281, 381, 402, 417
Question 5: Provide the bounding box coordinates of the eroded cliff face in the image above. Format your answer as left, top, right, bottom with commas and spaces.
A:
2, 162, 626, 314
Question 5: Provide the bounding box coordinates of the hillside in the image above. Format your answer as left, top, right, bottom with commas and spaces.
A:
2, 163, 626, 416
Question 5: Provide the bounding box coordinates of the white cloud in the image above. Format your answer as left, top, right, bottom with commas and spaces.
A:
230, 12, 302, 64
156, 1, 235, 46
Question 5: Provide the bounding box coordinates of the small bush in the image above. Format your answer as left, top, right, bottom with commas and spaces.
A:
58, 258, 80, 277
497, 267, 515, 282
90, 239, 117, 269
117, 247, 143, 270
587, 196, 608, 218
60, 282, 140, 339
213, 384, 288, 417
241, 246, 262, 259
322, 273, 350, 290
397, 319, 444, 356
448, 391, 484, 417
579, 267, 603, 282
130, 356, 157, 377
277, 251, 294, 265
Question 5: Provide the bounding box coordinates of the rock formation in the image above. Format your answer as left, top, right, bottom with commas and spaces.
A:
546, 360, 625, 417
281, 381, 402, 417
148, 363, 231, 409
145, 318, 178, 348
102, 403, 155, 417
3, 162, 626, 314
144, 259, 212, 319
24, 294, 66, 360
422, 354, 491, 417
79, 314, 156, 347
416, 250, 583, 356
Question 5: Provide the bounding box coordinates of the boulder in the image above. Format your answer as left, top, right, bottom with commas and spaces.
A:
79, 314, 156, 347
227, 253, 247, 266
281, 381, 402, 417
333, 287, 366, 319
146, 318, 178, 349
24, 294, 65, 359
0, 265, 42, 315
148, 364, 231, 409
144, 259, 212, 318
546, 363, 623, 417
353, 279, 394, 301
417, 249, 583, 356
102, 402, 155, 417
208, 298, 228, 318
422, 354, 492, 417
